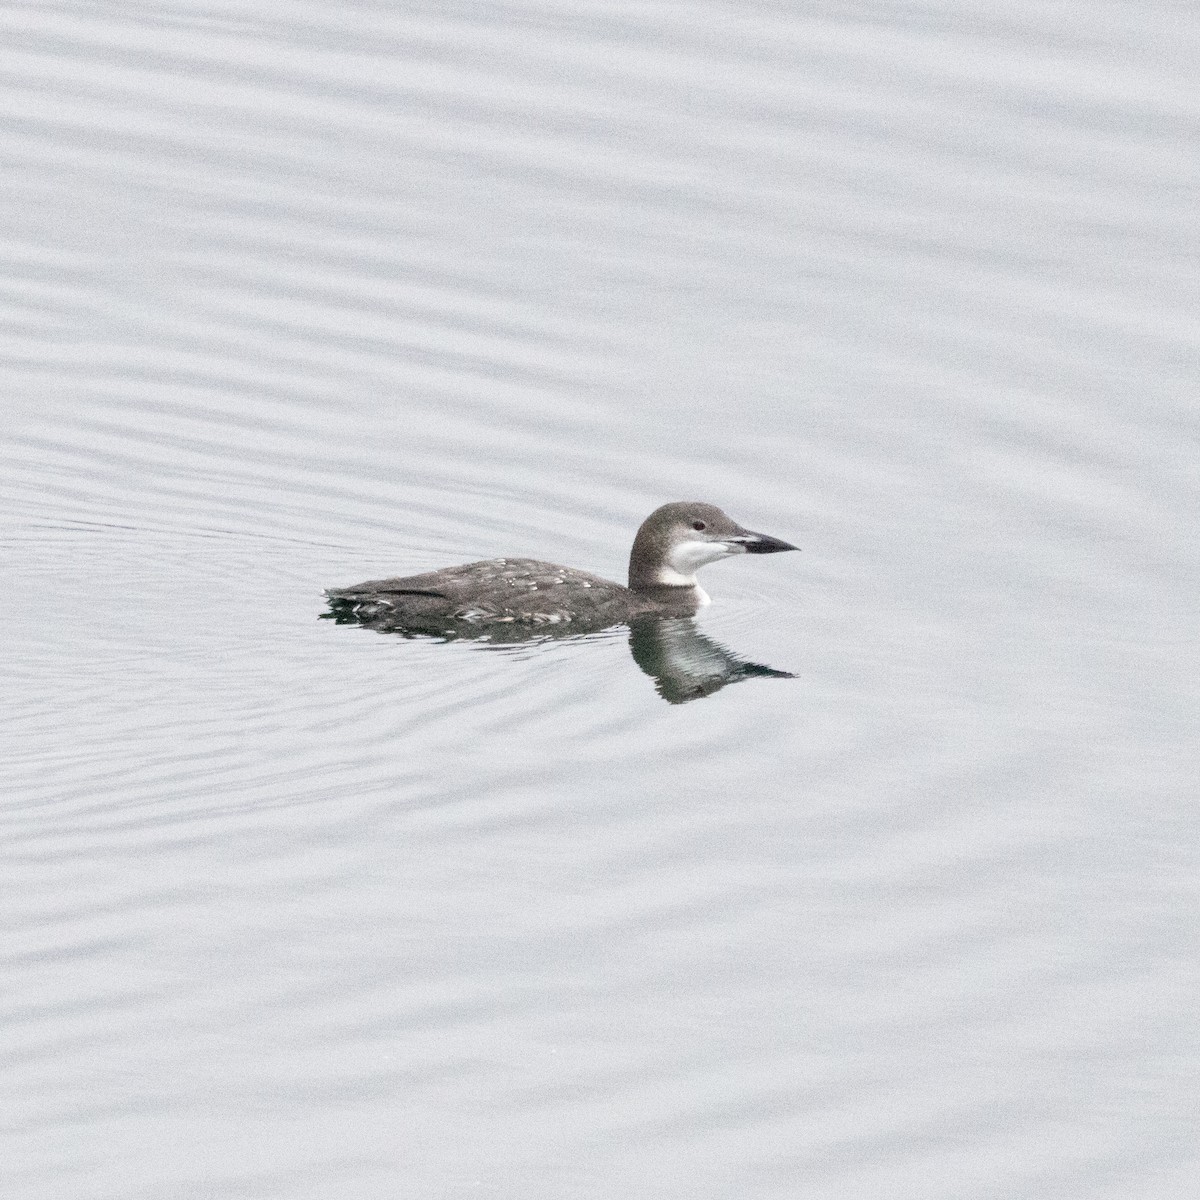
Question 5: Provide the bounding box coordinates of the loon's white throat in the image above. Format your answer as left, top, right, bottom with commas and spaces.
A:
648, 538, 748, 599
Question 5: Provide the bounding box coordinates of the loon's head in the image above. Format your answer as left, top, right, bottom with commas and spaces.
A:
627, 501, 798, 597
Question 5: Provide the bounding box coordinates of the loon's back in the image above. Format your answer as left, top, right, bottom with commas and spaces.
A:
325, 557, 659, 629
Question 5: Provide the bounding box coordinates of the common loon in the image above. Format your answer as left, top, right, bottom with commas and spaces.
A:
324, 502, 797, 633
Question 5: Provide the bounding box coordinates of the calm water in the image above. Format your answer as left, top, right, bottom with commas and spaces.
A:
3, 2, 1198, 1197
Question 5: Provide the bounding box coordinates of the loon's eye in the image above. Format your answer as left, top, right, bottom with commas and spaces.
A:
692, 520, 707, 531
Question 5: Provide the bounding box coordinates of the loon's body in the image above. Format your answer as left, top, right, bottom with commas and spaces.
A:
326, 557, 693, 627
325, 501, 797, 633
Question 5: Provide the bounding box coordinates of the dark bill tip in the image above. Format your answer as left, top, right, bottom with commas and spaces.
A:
742, 531, 800, 554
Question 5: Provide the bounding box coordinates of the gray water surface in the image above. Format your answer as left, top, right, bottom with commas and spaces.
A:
3, 2, 1198, 1198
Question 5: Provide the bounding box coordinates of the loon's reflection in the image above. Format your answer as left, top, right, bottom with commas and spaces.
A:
322, 605, 793, 705
627, 617, 794, 704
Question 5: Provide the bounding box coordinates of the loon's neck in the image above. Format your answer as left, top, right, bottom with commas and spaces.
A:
646, 565, 698, 588
628, 578, 710, 608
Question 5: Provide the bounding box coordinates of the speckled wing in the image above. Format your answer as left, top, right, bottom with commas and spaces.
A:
325, 557, 631, 627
